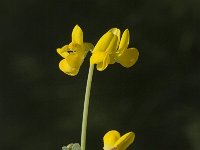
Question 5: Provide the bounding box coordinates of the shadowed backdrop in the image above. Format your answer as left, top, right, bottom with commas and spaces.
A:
0, 0, 200, 150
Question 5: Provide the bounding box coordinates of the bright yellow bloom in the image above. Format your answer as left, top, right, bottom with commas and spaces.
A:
57, 25, 94, 76
103, 130, 135, 150
90, 28, 139, 71
90, 28, 120, 71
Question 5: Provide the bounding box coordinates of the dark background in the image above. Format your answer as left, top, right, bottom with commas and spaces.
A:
0, 0, 200, 150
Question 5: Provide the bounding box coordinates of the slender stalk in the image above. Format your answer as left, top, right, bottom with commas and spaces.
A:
81, 64, 94, 150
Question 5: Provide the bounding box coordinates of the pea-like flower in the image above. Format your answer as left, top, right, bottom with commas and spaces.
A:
103, 130, 135, 150
90, 28, 139, 71
57, 25, 94, 76
90, 28, 120, 71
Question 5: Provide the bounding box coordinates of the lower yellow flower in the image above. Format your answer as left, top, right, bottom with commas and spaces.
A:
57, 25, 93, 76
103, 130, 135, 150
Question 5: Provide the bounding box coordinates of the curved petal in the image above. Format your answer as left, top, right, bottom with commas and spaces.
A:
105, 35, 118, 54
118, 29, 130, 55
90, 51, 105, 64
57, 45, 70, 58
109, 28, 120, 44
65, 52, 84, 68
72, 25, 83, 45
117, 48, 139, 68
90, 51, 110, 71
103, 130, 120, 150
92, 31, 114, 53
96, 54, 110, 71
113, 132, 135, 150
59, 59, 79, 76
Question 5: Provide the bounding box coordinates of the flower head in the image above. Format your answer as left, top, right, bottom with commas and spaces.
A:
57, 25, 93, 76
90, 28, 120, 71
90, 28, 139, 71
103, 130, 135, 150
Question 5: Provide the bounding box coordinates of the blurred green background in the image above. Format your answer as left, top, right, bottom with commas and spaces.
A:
0, 0, 200, 150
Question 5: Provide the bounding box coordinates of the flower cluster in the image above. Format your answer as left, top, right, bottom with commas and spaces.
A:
57, 25, 139, 76
57, 25, 137, 150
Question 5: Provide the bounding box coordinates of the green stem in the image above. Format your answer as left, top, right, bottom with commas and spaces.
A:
81, 64, 94, 150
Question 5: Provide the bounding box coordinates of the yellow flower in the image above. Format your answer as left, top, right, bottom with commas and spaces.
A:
90, 28, 139, 71
57, 25, 94, 76
103, 130, 135, 150
90, 28, 120, 71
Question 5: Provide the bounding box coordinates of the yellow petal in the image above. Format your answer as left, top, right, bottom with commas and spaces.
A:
118, 29, 130, 55
65, 52, 84, 68
117, 48, 139, 68
59, 59, 79, 76
68, 42, 83, 53
103, 130, 120, 150
92, 31, 114, 53
109, 28, 120, 44
57, 45, 70, 58
90, 51, 105, 64
90, 51, 110, 71
109, 54, 116, 64
105, 34, 118, 54
113, 132, 135, 150
72, 25, 83, 45
96, 54, 110, 71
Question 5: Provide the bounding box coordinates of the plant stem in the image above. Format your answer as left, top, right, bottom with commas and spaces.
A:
81, 64, 94, 150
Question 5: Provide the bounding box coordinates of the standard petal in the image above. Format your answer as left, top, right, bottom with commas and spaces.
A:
59, 59, 79, 76
57, 45, 70, 58
113, 132, 135, 150
103, 130, 120, 150
92, 31, 114, 53
72, 25, 83, 45
117, 48, 139, 68
118, 29, 130, 55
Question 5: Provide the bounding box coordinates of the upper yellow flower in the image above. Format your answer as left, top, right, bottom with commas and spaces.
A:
103, 130, 135, 150
57, 25, 93, 76
90, 28, 120, 71
90, 28, 139, 71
